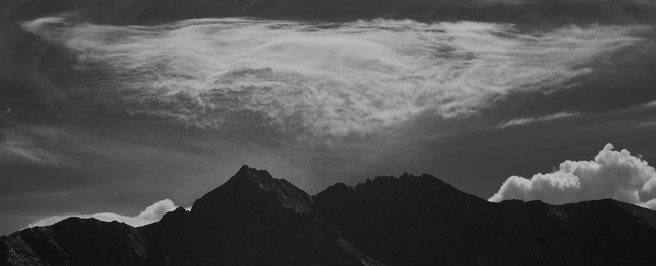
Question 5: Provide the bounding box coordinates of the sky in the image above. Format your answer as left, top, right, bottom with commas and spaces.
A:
1, 0, 656, 236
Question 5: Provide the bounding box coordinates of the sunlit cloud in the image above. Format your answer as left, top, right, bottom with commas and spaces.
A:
489, 144, 656, 210
26, 199, 180, 228
22, 18, 647, 138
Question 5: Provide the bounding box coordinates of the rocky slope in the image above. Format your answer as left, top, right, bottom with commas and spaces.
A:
2, 166, 656, 265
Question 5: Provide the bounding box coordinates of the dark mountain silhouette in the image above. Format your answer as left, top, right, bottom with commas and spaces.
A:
0, 166, 380, 266
2, 166, 656, 265
314, 174, 656, 265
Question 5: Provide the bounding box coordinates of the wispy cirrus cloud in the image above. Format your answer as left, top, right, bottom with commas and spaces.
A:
637, 121, 656, 127
0, 126, 70, 166
498, 112, 579, 128
22, 17, 647, 138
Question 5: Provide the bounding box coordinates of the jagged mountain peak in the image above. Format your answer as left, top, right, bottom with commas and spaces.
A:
231, 165, 275, 183
191, 165, 314, 217
358, 173, 452, 191
4, 166, 656, 266
319, 172, 486, 210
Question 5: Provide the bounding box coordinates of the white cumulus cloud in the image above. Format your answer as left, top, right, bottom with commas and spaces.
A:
27, 199, 179, 228
489, 144, 656, 210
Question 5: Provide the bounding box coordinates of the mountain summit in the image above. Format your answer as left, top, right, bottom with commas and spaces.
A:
3, 166, 656, 265
192, 165, 315, 216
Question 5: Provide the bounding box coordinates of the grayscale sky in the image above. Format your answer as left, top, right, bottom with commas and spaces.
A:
1, 0, 656, 235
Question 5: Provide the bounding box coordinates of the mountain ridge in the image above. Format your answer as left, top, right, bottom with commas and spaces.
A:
3, 165, 656, 265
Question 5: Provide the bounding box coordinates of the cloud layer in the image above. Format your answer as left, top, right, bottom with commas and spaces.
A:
27, 199, 178, 228
0, 126, 70, 165
499, 112, 578, 128
490, 144, 656, 210
22, 17, 646, 138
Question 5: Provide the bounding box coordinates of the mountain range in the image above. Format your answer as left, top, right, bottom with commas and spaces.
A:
2, 165, 656, 265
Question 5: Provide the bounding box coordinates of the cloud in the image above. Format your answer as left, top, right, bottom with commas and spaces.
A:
27, 199, 178, 228
498, 112, 578, 128
637, 121, 656, 127
22, 17, 646, 138
641, 199, 656, 210
0, 126, 70, 165
489, 144, 656, 210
